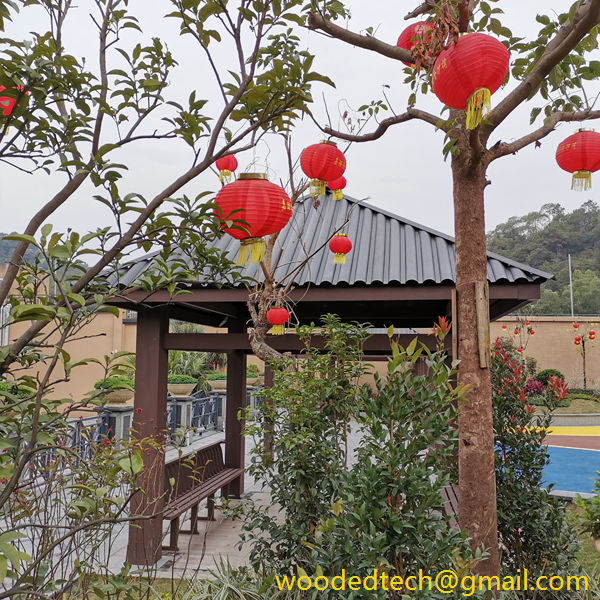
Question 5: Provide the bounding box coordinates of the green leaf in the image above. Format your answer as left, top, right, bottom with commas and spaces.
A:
406, 337, 418, 357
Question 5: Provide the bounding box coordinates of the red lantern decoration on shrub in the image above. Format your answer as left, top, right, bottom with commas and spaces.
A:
0, 83, 29, 118
300, 141, 346, 198
396, 21, 434, 67
329, 233, 352, 265
432, 33, 509, 130
327, 176, 347, 201
574, 336, 582, 345
214, 173, 292, 265
266, 307, 289, 335
589, 330, 596, 341
215, 154, 238, 184
555, 129, 600, 191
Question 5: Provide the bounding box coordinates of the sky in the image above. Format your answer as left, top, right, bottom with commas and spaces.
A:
1, 0, 598, 243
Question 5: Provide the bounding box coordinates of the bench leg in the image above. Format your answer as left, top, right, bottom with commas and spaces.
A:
180, 504, 200, 534
198, 494, 215, 521
162, 517, 180, 552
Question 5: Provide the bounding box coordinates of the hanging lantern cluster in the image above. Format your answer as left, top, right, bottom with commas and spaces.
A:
300, 141, 346, 198
215, 154, 238, 184
327, 176, 346, 201
555, 129, 600, 191
396, 21, 434, 67
329, 233, 352, 264
431, 33, 509, 130
214, 173, 292, 265
266, 306, 289, 335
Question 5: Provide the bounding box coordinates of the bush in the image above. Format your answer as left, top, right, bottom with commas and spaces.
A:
568, 388, 600, 399
246, 364, 260, 377
535, 368, 565, 386
576, 472, 600, 539
525, 378, 544, 396
167, 374, 197, 384
205, 372, 227, 381
492, 339, 579, 596
94, 377, 134, 391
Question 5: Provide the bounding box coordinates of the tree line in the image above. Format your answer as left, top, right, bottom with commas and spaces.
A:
487, 200, 600, 315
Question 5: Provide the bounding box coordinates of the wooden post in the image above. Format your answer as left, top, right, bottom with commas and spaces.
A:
225, 321, 246, 497
126, 308, 169, 565
263, 366, 274, 458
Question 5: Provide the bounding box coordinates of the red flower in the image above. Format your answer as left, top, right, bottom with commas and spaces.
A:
519, 388, 527, 403
102, 439, 110, 445
497, 391, 503, 397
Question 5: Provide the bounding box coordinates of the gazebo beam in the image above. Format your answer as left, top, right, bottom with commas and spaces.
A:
163, 332, 437, 353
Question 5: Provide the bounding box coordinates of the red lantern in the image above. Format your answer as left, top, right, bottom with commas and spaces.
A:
396, 21, 434, 67
0, 83, 29, 118
329, 233, 352, 265
214, 173, 292, 265
266, 307, 289, 335
327, 176, 347, 201
300, 141, 346, 198
432, 33, 509, 130
555, 129, 600, 191
215, 154, 238, 184
589, 330, 596, 341
575, 336, 581, 345
573, 323, 580, 329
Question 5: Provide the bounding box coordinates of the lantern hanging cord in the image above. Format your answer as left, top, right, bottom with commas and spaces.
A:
465, 87, 491, 130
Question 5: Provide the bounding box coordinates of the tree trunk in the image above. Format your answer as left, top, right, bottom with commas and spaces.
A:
452, 155, 500, 576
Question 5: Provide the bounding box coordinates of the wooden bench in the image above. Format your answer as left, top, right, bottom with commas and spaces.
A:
440, 484, 459, 531
162, 440, 243, 551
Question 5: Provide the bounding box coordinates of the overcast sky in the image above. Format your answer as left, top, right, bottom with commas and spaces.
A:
1, 1, 598, 243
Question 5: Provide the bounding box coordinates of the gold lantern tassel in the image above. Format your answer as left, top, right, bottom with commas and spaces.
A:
310, 179, 326, 198
333, 253, 346, 265
332, 189, 343, 201
465, 87, 491, 130
218, 169, 232, 184
270, 324, 285, 335
237, 237, 266, 265
572, 170, 592, 191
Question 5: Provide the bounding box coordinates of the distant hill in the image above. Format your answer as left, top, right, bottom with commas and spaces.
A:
0, 233, 39, 265
486, 200, 600, 315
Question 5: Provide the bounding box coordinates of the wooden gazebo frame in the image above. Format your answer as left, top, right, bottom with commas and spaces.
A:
112, 279, 543, 565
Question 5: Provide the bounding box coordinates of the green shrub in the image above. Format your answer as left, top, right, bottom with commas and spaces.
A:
535, 368, 565, 386
93, 377, 134, 391
246, 364, 260, 377
205, 372, 227, 381
167, 374, 196, 384
576, 472, 600, 539
568, 389, 600, 400
492, 338, 579, 596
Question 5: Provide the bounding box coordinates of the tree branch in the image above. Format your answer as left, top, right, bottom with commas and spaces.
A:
405, 1, 435, 20
307, 12, 414, 63
484, 0, 600, 135
487, 108, 600, 161
321, 108, 445, 142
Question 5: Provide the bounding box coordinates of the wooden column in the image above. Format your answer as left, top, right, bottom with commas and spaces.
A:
263, 366, 274, 457
225, 321, 246, 497
126, 308, 168, 565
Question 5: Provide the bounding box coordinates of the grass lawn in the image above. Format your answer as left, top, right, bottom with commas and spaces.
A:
552, 397, 600, 414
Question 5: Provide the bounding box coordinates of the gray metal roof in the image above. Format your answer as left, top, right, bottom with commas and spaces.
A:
112, 193, 552, 288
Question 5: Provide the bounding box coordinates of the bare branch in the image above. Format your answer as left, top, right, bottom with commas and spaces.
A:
484, 0, 600, 135
307, 12, 414, 63
321, 107, 445, 142
405, 1, 435, 20
487, 108, 600, 162
458, 0, 473, 33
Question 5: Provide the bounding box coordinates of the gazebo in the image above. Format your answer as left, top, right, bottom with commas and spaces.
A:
109, 193, 551, 564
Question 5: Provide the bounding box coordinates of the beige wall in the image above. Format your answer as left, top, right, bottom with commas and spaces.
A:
490, 316, 600, 389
